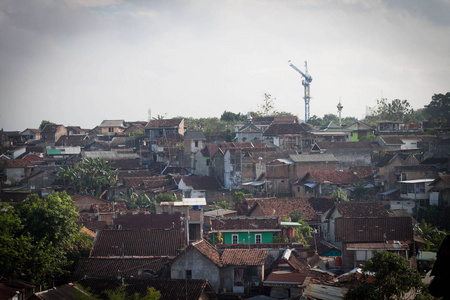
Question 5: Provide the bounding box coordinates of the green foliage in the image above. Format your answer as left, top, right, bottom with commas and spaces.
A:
121, 189, 155, 210
103, 285, 161, 300
289, 210, 303, 222
274, 211, 312, 245
423, 92, 450, 120
371, 98, 415, 122
359, 133, 376, 142
323, 113, 339, 124
0, 193, 86, 287
216, 232, 224, 245
331, 188, 349, 202
59, 157, 118, 198
39, 120, 56, 130
212, 201, 231, 210
128, 129, 143, 136
345, 251, 429, 300
307, 115, 324, 126
352, 181, 374, 201
232, 191, 246, 207
414, 219, 447, 251
182, 117, 227, 137
220, 111, 246, 122
153, 193, 178, 203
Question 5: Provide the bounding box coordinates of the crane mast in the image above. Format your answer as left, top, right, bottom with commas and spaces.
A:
289, 60, 313, 122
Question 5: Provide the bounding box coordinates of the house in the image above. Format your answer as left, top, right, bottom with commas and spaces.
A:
345, 121, 374, 141
376, 134, 436, 152
324, 201, 390, 243
262, 122, 308, 150
335, 216, 413, 271
71, 194, 113, 212
89, 228, 185, 258
145, 118, 185, 141
246, 197, 319, 226
20, 128, 41, 142
375, 152, 419, 191
310, 121, 352, 142
209, 216, 281, 244
429, 174, 450, 207
3, 159, 34, 183
236, 113, 263, 142
289, 153, 339, 180
292, 170, 360, 198
98, 120, 128, 135
20, 169, 57, 195
171, 239, 268, 294
398, 178, 435, 206
311, 141, 379, 168
40, 124, 67, 143
376, 121, 422, 135
177, 175, 222, 201
89, 201, 128, 225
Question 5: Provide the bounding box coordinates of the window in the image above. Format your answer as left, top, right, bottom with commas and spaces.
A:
185, 270, 192, 279
232, 234, 238, 244
194, 140, 199, 147
255, 234, 262, 244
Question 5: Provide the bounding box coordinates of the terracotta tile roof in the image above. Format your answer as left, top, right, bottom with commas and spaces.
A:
114, 212, 182, 229
248, 198, 318, 221
90, 229, 184, 257
263, 123, 308, 136
78, 278, 217, 300
56, 135, 90, 147
91, 202, 128, 213
221, 249, 268, 266
5, 159, 33, 168
78, 220, 108, 232
190, 239, 222, 266
335, 216, 413, 243
273, 116, 299, 123
300, 170, 359, 185
348, 166, 375, 180
265, 272, 307, 285
145, 118, 183, 128
110, 159, 142, 170
334, 202, 390, 218
180, 175, 222, 190
21, 154, 44, 163
307, 197, 336, 215
72, 257, 169, 280
118, 169, 154, 180
41, 124, 63, 134
123, 176, 171, 189
210, 217, 280, 231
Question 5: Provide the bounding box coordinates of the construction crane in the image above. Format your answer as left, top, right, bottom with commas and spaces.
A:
289, 60, 313, 122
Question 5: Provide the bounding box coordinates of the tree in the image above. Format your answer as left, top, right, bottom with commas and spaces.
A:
373, 98, 415, 123
211, 201, 231, 210
257, 93, 278, 116
153, 193, 178, 203
345, 251, 429, 300
220, 111, 245, 122
307, 115, 324, 126
232, 191, 246, 208
121, 188, 155, 210
323, 113, 339, 124
0, 193, 88, 286
331, 188, 349, 202
39, 120, 56, 130
275, 211, 313, 246
414, 219, 447, 252
352, 181, 374, 201
423, 92, 450, 120
58, 157, 118, 198
103, 285, 161, 300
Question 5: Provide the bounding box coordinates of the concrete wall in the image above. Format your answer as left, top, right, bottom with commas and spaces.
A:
171, 248, 220, 293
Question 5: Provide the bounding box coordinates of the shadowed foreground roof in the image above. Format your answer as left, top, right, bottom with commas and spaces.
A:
221, 249, 268, 266
77, 278, 217, 300
72, 257, 169, 281
90, 229, 184, 257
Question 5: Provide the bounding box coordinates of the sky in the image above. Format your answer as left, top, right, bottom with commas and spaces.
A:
1, 0, 449, 131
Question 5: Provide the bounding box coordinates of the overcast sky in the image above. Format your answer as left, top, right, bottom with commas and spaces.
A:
1, 0, 449, 131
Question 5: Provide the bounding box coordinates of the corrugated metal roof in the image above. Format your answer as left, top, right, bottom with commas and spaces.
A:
289, 154, 338, 163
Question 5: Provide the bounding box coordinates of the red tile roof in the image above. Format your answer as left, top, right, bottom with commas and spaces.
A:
301, 170, 359, 185
334, 202, 390, 218
190, 240, 222, 266
114, 212, 182, 229
221, 249, 268, 266
307, 197, 336, 215
90, 229, 184, 257
265, 272, 307, 285
91, 201, 127, 213
335, 217, 413, 243
145, 118, 183, 128
210, 217, 280, 232
179, 175, 222, 190
248, 198, 318, 221
5, 159, 33, 168
72, 257, 169, 280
